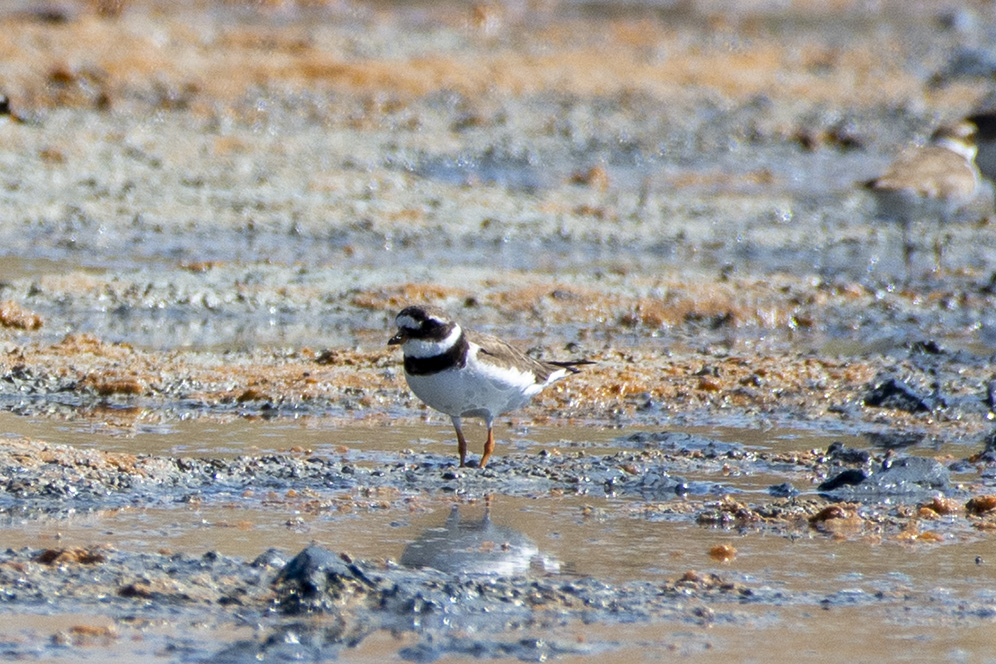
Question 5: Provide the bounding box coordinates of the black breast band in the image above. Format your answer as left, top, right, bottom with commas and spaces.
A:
404, 333, 469, 376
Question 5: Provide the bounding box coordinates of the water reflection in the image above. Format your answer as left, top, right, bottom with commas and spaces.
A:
400, 505, 559, 576
864, 431, 926, 450
210, 623, 361, 664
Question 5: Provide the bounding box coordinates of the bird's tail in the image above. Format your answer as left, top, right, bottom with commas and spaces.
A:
548, 359, 595, 374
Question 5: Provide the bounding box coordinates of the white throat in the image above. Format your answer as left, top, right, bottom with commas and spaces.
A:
402, 325, 463, 358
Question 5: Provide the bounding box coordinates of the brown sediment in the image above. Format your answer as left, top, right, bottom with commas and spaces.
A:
0, 2, 984, 115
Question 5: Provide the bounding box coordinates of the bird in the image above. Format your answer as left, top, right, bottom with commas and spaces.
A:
862, 119, 983, 277
388, 304, 592, 468
0, 95, 24, 125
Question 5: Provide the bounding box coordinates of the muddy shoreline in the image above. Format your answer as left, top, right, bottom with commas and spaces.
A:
3, 428, 996, 662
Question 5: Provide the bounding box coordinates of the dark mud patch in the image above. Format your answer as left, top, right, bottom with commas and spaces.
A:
3, 529, 996, 662
0, 541, 752, 661
0, 540, 964, 663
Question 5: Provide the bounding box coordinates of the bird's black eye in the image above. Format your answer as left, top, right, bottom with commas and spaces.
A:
410, 319, 440, 338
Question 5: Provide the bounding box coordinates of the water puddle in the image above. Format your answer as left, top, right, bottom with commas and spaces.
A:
6, 491, 992, 593
0, 410, 634, 457
670, 603, 996, 663
0, 409, 972, 500
0, 256, 103, 282
0, 409, 875, 457
2, 600, 988, 663
0, 410, 984, 589
1, 411, 990, 662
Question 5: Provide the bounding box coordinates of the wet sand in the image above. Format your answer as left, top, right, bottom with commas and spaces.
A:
3, 0, 996, 661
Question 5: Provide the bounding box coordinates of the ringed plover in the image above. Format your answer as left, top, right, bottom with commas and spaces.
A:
862, 119, 983, 275
388, 304, 592, 468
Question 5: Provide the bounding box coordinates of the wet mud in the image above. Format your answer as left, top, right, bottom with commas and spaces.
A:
4, 0, 996, 661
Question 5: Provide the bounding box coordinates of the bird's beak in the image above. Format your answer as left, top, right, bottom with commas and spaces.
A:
388, 330, 406, 346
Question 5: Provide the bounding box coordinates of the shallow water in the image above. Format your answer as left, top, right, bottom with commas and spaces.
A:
1, 369, 991, 654
3, 453, 991, 589
4, 460, 995, 662
0, 411, 987, 591
0, 408, 877, 456
2, 605, 992, 664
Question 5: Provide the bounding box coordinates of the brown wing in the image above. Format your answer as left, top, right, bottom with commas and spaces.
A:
867, 146, 978, 199
466, 330, 590, 383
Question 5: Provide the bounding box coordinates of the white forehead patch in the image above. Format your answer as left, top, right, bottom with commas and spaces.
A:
396, 312, 448, 330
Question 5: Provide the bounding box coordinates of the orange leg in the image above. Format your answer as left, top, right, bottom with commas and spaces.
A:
479, 426, 495, 468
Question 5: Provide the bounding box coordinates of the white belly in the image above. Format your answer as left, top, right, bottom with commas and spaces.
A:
405, 356, 545, 421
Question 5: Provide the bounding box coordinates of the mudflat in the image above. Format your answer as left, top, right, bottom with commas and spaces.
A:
2, 1, 996, 661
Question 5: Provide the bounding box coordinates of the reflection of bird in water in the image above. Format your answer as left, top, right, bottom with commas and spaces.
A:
862, 119, 985, 277
400, 505, 559, 576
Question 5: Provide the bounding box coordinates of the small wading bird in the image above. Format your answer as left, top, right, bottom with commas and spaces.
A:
862, 119, 984, 276
388, 304, 592, 468
0, 95, 24, 125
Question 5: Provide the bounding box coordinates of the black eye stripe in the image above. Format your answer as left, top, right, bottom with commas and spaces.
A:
410, 321, 444, 338
395, 307, 455, 341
